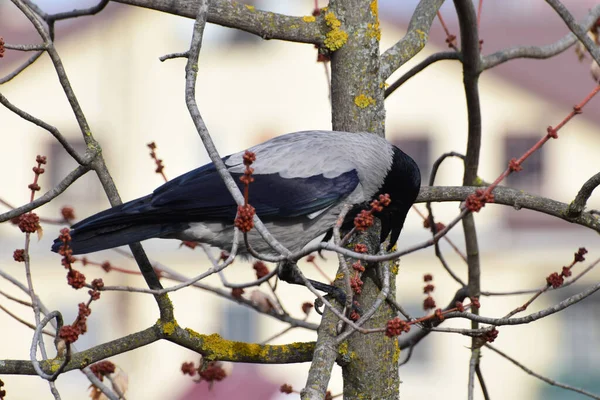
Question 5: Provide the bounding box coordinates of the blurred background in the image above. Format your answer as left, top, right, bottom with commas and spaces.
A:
1, 0, 600, 399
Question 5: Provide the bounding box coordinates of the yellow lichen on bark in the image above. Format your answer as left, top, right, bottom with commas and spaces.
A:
354, 94, 376, 108
244, 4, 255, 11
303, 15, 316, 23
367, 0, 381, 40
160, 320, 178, 336
324, 11, 348, 51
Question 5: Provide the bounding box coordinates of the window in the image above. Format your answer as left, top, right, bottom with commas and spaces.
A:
393, 137, 431, 184
503, 135, 556, 228
220, 303, 258, 343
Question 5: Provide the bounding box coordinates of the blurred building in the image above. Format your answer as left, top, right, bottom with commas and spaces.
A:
1, 1, 599, 399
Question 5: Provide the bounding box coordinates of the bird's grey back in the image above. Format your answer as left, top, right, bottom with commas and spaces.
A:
226, 130, 394, 201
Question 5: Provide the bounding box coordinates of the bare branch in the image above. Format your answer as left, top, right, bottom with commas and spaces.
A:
445, 281, 600, 325
111, 0, 323, 45
398, 287, 468, 350
545, 0, 600, 66
0, 304, 54, 337
182, 0, 291, 257
475, 364, 491, 400
567, 172, 600, 218
482, 5, 600, 70
385, 51, 461, 98
482, 256, 600, 296
3, 43, 47, 51
452, 1, 483, 397
416, 186, 600, 232
380, 0, 445, 80
0, 165, 90, 222
421, 151, 468, 286
46, 0, 109, 22
0, 51, 44, 85
0, 93, 87, 164
335, 259, 391, 343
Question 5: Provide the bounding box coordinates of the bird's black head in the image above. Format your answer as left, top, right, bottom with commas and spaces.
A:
375, 145, 421, 250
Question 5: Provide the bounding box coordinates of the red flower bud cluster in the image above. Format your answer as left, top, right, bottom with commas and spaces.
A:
352, 261, 365, 272
89, 278, 104, 300
546, 126, 558, 139
0, 37, 4, 58
236, 151, 257, 233
369, 193, 391, 212
280, 384, 293, 394
90, 361, 116, 381
67, 269, 86, 289
446, 34, 457, 48
546, 248, 587, 289
423, 273, 436, 311
181, 362, 196, 376
465, 189, 495, 212
17, 213, 40, 233
354, 210, 374, 231
423, 218, 445, 233
147, 142, 167, 181
350, 273, 363, 294
574, 247, 588, 263
199, 361, 226, 383
253, 261, 269, 279
60, 206, 75, 221
13, 249, 25, 262
301, 302, 313, 315
231, 288, 244, 299
423, 296, 436, 310
354, 193, 392, 232
455, 301, 465, 312
385, 317, 411, 337
235, 204, 256, 233
97, 261, 110, 272
353, 244, 368, 253
484, 328, 499, 343
508, 158, 522, 172
546, 272, 564, 289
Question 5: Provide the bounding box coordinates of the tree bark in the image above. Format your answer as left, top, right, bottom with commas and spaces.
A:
328, 1, 400, 398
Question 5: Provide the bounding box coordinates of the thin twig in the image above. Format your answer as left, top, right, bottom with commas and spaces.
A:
486, 344, 600, 400
0, 165, 90, 223
566, 172, 600, 218
384, 52, 461, 98
0, 304, 55, 337
545, 0, 600, 66
482, 257, 600, 296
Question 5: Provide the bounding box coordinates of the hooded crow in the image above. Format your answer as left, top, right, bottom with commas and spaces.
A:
51, 130, 420, 261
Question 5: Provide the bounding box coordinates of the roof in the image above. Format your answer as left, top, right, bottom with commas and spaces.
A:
403, 3, 600, 124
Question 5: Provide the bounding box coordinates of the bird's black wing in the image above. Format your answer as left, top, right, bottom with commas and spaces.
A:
69, 160, 360, 232
149, 161, 360, 220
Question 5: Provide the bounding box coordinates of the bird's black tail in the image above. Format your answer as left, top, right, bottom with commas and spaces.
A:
51, 195, 187, 255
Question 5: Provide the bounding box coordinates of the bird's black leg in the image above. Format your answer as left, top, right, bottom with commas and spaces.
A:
277, 260, 347, 306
